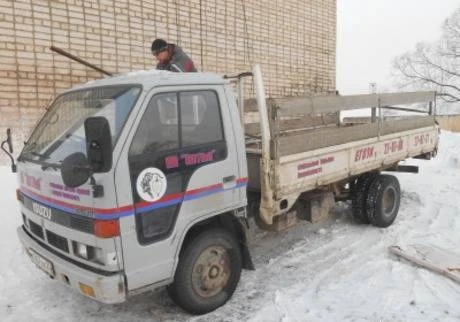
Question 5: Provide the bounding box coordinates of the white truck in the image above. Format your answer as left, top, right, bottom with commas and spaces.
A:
5, 65, 439, 314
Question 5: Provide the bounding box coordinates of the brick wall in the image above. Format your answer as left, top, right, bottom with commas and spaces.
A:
0, 0, 336, 164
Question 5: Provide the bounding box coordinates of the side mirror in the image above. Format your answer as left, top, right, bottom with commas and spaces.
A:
61, 152, 91, 188
84, 117, 112, 173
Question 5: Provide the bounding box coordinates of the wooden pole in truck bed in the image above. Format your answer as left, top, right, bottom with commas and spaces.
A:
50, 46, 114, 77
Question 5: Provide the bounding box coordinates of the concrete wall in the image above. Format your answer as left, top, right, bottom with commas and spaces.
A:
0, 0, 336, 163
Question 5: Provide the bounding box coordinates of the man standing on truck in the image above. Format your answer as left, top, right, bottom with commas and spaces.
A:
151, 38, 197, 72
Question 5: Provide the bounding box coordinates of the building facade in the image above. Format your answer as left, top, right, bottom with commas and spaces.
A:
0, 0, 336, 162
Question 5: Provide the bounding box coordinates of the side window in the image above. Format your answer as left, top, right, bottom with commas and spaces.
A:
129, 92, 179, 156
180, 91, 224, 147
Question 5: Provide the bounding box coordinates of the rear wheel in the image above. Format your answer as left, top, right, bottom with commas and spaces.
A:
366, 174, 401, 228
351, 173, 378, 224
167, 228, 242, 315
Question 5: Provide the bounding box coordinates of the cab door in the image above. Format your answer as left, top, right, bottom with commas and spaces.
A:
119, 86, 241, 291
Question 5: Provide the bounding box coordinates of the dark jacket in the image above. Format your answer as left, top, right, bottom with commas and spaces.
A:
156, 44, 197, 72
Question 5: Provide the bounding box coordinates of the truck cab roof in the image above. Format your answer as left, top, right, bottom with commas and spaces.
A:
68, 70, 229, 93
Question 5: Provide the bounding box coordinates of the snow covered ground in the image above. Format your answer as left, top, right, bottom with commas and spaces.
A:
1, 131, 460, 322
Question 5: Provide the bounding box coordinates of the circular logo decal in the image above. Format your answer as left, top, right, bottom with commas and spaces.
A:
136, 168, 167, 202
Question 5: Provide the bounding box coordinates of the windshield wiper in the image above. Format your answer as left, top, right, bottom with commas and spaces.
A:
30, 151, 50, 160
41, 161, 62, 171
18, 153, 60, 170
19, 146, 50, 162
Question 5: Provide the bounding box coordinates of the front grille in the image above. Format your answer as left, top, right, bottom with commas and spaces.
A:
46, 230, 69, 253
28, 219, 44, 239
21, 192, 95, 234
70, 216, 94, 233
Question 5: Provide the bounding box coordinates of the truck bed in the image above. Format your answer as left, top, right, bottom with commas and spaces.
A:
239, 66, 439, 226
242, 86, 439, 225
246, 116, 437, 191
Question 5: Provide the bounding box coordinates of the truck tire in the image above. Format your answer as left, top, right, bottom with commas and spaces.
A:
351, 173, 378, 224
366, 174, 401, 228
167, 228, 242, 314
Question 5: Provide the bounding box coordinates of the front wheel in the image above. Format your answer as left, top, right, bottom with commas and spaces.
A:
167, 228, 242, 314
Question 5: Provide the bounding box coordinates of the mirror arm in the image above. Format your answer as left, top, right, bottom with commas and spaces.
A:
89, 175, 104, 198
1, 140, 16, 173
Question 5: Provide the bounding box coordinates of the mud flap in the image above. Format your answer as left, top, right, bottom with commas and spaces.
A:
241, 242, 255, 270
238, 217, 255, 270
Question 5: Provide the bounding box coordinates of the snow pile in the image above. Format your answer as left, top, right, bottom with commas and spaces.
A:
1, 132, 459, 321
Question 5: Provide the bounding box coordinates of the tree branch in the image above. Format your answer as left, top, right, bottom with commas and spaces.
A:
392, 7, 460, 108
438, 92, 460, 103
418, 48, 460, 78
397, 63, 460, 95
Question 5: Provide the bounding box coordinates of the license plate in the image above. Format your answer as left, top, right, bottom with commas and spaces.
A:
28, 249, 55, 278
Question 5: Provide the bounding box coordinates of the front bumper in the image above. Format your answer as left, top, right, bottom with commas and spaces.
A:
17, 226, 126, 304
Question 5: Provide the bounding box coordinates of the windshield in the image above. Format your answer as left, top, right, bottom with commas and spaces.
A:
21, 85, 141, 165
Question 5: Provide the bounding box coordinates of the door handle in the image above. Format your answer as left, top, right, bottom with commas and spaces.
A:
223, 175, 236, 183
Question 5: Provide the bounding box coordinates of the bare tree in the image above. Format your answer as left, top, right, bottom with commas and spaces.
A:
393, 7, 460, 109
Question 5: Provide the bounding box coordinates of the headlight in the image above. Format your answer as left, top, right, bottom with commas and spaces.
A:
76, 243, 89, 259
72, 241, 104, 264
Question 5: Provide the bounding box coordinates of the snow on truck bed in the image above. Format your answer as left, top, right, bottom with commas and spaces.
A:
1, 131, 459, 322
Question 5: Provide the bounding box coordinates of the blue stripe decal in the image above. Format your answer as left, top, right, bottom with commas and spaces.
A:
135, 183, 248, 214
94, 211, 134, 220
22, 189, 136, 220
107, 210, 135, 218
135, 196, 183, 214
22, 190, 77, 215
183, 188, 223, 202
23, 183, 247, 219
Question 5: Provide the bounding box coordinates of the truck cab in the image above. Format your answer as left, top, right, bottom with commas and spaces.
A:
16, 70, 251, 314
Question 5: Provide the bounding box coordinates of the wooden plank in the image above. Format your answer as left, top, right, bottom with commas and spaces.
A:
389, 244, 460, 284
245, 114, 338, 136
273, 91, 436, 116
277, 116, 435, 156
380, 92, 436, 106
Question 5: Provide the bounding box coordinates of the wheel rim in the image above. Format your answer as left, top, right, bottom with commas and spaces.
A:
382, 186, 397, 218
191, 245, 231, 298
